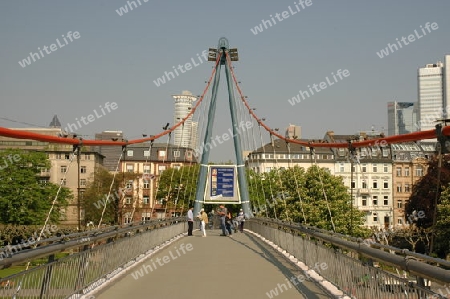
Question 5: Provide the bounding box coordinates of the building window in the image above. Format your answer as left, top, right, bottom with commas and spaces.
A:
126, 182, 133, 189
404, 184, 411, 192
383, 196, 388, 206
80, 166, 87, 173
339, 164, 344, 172
40, 178, 49, 185
415, 166, 423, 177
362, 196, 367, 206
383, 181, 388, 189
56, 153, 62, 159
383, 164, 388, 173
158, 165, 166, 174
373, 164, 377, 172
141, 212, 151, 222
360, 148, 367, 157
397, 200, 403, 208
186, 151, 193, 160
143, 196, 150, 204
362, 165, 367, 172
396, 167, 402, 177
397, 184, 402, 192
351, 181, 355, 188
158, 150, 166, 158
143, 165, 151, 174
373, 196, 378, 206
65, 154, 70, 160
84, 154, 90, 160
124, 213, 132, 224
382, 148, 389, 157
126, 164, 134, 173
80, 179, 86, 186
404, 167, 410, 177
61, 166, 67, 173
362, 181, 367, 189
351, 165, 356, 172
143, 181, 150, 189
265, 167, 272, 172
144, 150, 150, 157
373, 181, 378, 189
173, 150, 181, 158
127, 150, 133, 157
373, 215, 378, 222
397, 218, 403, 225
125, 197, 132, 204
173, 164, 181, 170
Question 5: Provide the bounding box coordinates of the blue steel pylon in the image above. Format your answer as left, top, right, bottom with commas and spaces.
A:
193, 37, 253, 218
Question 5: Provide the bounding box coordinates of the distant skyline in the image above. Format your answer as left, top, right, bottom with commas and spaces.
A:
1, 1, 450, 161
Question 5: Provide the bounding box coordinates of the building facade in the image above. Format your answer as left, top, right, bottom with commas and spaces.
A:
417, 62, 444, 132
0, 126, 104, 227
390, 142, 435, 228
172, 91, 197, 148
387, 102, 418, 136
117, 143, 197, 224
325, 131, 393, 229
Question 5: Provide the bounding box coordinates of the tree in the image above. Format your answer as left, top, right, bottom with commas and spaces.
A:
248, 166, 369, 237
405, 155, 450, 228
82, 167, 138, 225
434, 184, 450, 257
0, 149, 71, 224
156, 165, 199, 213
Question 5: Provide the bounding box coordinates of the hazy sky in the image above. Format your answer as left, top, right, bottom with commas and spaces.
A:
1, 0, 449, 162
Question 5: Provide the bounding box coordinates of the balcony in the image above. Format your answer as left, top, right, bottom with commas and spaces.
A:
38, 171, 51, 177
358, 188, 370, 195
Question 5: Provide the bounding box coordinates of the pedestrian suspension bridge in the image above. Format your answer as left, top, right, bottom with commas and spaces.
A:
1, 38, 450, 299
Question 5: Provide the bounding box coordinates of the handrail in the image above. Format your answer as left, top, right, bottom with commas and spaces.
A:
250, 217, 450, 285
0, 217, 185, 269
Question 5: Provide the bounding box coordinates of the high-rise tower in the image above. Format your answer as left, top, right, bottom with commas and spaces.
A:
387, 102, 418, 136
417, 62, 444, 132
172, 91, 197, 148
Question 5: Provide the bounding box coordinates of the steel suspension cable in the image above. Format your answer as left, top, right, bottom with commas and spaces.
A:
310, 147, 336, 232
286, 141, 307, 224
97, 146, 126, 228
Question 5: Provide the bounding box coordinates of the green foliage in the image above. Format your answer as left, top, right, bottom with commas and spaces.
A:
82, 167, 139, 225
156, 165, 199, 209
434, 184, 450, 257
248, 166, 370, 237
0, 149, 71, 225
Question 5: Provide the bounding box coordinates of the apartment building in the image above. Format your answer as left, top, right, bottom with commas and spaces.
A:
0, 125, 104, 227
117, 143, 197, 223
325, 131, 393, 229
391, 142, 435, 228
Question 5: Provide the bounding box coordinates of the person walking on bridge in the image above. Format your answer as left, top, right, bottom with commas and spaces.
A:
218, 205, 228, 236
187, 206, 194, 236
199, 208, 208, 237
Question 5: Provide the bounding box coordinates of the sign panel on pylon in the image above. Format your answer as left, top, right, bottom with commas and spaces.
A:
204, 165, 240, 203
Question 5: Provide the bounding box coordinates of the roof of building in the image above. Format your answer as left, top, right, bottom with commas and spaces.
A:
49, 115, 61, 128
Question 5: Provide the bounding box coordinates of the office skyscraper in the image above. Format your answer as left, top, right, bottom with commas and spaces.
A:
417, 61, 444, 132
172, 91, 197, 148
387, 102, 418, 136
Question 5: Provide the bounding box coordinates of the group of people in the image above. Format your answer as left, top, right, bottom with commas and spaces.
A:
218, 205, 246, 236
186, 206, 208, 237
186, 205, 246, 237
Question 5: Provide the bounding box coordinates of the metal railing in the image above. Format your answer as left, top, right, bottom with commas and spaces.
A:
0, 218, 186, 299
247, 218, 450, 299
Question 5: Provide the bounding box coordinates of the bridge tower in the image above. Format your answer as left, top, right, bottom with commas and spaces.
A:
193, 37, 253, 218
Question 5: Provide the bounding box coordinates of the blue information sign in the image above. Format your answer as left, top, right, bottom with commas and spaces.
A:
210, 167, 234, 198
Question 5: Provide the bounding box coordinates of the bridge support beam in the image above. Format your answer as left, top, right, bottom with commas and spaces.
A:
194, 37, 252, 218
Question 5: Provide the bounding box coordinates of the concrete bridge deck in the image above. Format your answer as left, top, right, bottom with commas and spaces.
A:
93, 229, 333, 299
